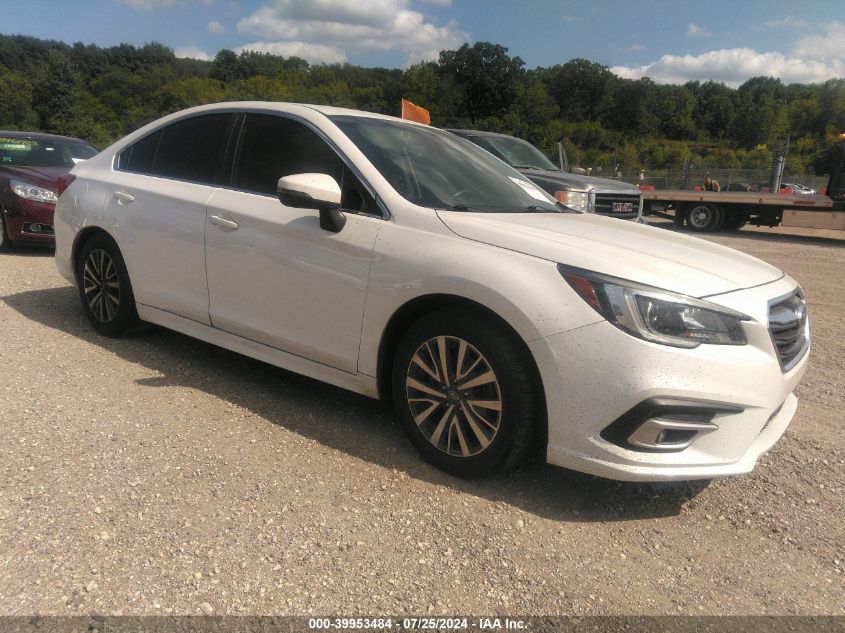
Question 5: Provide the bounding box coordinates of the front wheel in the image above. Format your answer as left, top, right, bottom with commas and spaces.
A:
686, 203, 723, 232
392, 308, 541, 478
76, 233, 140, 336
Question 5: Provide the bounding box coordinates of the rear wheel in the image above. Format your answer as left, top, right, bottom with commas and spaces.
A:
76, 234, 140, 336
0, 210, 12, 252
686, 203, 724, 232
392, 308, 540, 478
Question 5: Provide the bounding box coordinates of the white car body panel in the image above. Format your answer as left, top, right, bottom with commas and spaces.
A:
54, 101, 810, 481
436, 210, 783, 298
205, 187, 380, 373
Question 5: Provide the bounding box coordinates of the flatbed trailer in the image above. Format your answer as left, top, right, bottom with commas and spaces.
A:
642, 189, 843, 232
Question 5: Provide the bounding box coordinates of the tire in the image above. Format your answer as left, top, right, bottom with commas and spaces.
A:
722, 209, 748, 230
76, 233, 140, 336
392, 307, 541, 478
0, 210, 12, 252
686, 203, 723, 232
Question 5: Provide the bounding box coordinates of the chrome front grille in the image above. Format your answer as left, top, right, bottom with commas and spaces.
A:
768, 291, 809, 372
593, 192, 641, 216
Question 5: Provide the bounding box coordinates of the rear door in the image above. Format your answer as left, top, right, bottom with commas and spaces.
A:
110, 113, 234, 324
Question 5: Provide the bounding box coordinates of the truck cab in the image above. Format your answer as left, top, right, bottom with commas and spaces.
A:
446, 129, 643, 220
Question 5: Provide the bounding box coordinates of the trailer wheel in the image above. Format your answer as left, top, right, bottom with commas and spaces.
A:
722, 209, 748, 231
686, 203, 723, 232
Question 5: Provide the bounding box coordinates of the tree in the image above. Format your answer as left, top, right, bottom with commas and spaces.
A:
31, 49, 83, 134
210, 49, 239, 82
437, 42, 525, 121
540, 59, 614, 121
693, 81, 736, 140
0, 65, 37, 129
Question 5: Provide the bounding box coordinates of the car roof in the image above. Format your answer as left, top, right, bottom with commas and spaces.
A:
167, 101, 433, 129
0, 130, 91, 143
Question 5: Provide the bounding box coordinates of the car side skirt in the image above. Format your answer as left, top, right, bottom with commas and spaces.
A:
136, 304, 380, 399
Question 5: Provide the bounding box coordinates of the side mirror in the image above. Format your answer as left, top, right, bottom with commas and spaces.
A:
277, 173, 346, 233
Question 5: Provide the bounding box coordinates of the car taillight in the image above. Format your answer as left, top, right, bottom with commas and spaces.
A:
57, 174, 76, 197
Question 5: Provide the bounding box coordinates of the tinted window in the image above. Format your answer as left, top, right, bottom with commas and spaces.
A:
235, 114, 378, 214
119, 129, 161, 173
148, 114, 231, 183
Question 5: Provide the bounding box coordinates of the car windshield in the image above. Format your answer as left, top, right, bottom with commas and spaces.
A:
330, 116, 562, 213
0, 136, 97, 168
469, 135, 559, 171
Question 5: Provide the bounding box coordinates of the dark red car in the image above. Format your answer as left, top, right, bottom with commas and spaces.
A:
0, 131, 97, 250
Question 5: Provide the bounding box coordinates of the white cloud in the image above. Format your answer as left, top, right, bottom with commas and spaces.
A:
764, 16, 809, 29
611, 48, 844, 87
236, 0, 468, 65
686, 23, 711, 38
419, 0, 451, 5
208, 20, 225, 33
793, 20, 845, 60
117, 0, 211, 11
173, 45, 213, 61
236, 41, 347, 64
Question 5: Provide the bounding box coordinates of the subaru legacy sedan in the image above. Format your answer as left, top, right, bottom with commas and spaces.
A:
55, 103, 809, 481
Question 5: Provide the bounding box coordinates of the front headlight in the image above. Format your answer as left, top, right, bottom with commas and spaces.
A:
559, 265, 749, 347
555, 190, 592, 213
11, 179, 58, 204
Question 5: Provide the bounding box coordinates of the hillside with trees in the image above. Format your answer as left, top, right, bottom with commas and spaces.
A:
1, 35, 843, 177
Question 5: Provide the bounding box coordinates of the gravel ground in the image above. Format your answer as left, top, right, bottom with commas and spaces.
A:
0, 220, 843, 617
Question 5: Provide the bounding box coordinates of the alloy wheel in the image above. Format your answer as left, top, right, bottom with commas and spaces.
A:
405, 335, 502, 458
82, 248, 121, 323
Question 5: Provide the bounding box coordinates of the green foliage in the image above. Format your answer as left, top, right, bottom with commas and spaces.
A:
0, 34, 838, 176
0, 65, 37, 129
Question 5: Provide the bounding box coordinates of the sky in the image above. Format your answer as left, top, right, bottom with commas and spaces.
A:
1, 0, 844, 86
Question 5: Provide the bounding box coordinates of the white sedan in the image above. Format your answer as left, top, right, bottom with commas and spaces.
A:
54, 103, 809, 481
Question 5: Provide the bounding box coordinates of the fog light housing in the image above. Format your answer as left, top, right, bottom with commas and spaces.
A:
601, 398, 744, 453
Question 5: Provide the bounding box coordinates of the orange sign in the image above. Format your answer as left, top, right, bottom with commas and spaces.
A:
401, 99, 430, 125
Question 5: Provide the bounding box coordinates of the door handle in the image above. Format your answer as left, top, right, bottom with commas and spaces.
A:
113, 191, 135, 204
209, 215, 239, 230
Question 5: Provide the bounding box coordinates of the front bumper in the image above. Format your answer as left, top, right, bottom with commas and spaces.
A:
2, 197, 56, 244
531, 275, 809, 481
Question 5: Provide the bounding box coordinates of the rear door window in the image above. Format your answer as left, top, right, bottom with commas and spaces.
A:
118, 114, 232, 185
152, 114, 232, 184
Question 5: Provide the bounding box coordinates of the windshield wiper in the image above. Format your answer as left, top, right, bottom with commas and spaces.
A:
443, 204, 491, 212
522, 205, 561, 213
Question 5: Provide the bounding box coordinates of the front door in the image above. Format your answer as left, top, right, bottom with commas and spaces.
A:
204, 113, 382, 373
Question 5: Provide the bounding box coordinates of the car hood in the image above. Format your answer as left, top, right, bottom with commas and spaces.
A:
518, 168, 639, 193
2, 165, 68, 189
436, 210, 783, 298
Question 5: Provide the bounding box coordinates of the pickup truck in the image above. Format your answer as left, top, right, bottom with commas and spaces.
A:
447, 129, 643, 220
